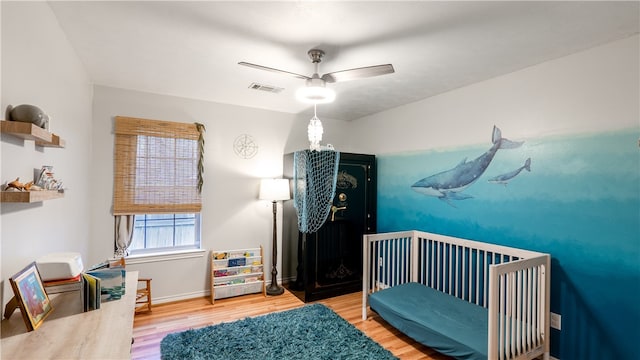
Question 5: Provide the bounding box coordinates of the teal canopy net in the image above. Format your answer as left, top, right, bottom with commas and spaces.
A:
293, 149, 340, 234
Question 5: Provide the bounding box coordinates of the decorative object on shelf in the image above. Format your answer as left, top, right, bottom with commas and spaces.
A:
211, 247, 264, 303
4, 178, 34, 191
6, 104, 50, 130
233, 134, 258, 159
5, 262, 53, 331
36, 166, 63, 190
259, 178, 290, 296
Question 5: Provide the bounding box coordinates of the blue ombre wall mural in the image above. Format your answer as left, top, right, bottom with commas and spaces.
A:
377, 127, 639, 360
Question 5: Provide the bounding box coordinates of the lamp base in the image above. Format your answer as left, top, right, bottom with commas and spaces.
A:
266, 284, 284, 296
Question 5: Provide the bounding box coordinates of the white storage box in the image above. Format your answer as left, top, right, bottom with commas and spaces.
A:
36, 252, 84, 281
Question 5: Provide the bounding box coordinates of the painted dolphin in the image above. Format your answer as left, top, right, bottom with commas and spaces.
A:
411, 126, 523, 202
488, 158, 531, 185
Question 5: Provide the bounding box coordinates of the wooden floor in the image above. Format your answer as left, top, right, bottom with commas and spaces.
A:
132, 289, 453, 360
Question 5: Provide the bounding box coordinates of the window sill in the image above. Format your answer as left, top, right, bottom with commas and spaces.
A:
124, 249, 206, 265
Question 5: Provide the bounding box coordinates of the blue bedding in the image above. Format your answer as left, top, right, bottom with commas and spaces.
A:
369, 282, 488, 360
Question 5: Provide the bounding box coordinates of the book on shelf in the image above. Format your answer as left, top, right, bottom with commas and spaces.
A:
86, 268, 126, 301
45, 281, 83, 294
82, 273, 101, 311
228, 257, 246, 267
212, 250, 259, 261
86, 261, 109, 272
43, 274, 82, 286
212, 252, 228, 260
43, 274, 83, 294
215, 278, 248, 286
87, 258, 124, 272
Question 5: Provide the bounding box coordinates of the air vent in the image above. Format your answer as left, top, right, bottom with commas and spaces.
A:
248, 82, 284, 94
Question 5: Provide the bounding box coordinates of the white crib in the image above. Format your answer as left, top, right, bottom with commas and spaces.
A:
362, 230, 551, 360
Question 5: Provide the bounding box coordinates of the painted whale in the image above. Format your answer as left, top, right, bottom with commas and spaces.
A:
411, 126, 522, 202
488, 157, 531, 185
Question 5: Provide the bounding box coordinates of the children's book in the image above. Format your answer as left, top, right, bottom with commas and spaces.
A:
86, 269, 126, 301
82, 273, 101, 311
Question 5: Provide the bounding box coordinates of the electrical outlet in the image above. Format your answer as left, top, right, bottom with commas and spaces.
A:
550, 312, 561, 330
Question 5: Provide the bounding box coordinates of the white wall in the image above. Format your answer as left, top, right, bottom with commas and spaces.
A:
1, 2, 93, 313
91, 85, 351, 303
350, 35, 639, 154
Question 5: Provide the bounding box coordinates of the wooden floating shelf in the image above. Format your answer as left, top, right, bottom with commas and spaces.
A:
0, 120, 65, 148
36, 134, 65, 148
1, 190, 64, 203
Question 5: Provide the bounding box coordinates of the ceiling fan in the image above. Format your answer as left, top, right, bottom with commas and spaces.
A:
239, 49, 394, 104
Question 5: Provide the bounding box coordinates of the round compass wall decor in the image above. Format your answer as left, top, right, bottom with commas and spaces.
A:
233, 134, 258, 159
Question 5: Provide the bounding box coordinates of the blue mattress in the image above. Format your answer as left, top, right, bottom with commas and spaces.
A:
369, 282, 488, 360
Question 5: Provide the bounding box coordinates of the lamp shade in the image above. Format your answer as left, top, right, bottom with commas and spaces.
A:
259, 179, 290, 201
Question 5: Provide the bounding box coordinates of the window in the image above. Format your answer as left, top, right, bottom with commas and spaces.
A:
129, 214, 201, 255
113, 116, 205, 255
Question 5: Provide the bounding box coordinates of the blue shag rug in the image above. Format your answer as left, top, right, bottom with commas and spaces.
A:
160, 303, 397, 360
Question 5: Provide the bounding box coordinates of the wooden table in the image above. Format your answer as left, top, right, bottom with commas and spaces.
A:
1, 271, 138, 359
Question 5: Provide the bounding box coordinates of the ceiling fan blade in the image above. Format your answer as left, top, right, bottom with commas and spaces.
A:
238, 62, 310, 80
321, 64, 395, 83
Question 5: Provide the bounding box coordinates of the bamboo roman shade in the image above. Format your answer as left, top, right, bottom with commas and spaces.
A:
113, 116, 202, 215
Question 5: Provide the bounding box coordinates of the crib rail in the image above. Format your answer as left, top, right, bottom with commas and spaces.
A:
363, 230, 550, 360
488, 256, 550, 360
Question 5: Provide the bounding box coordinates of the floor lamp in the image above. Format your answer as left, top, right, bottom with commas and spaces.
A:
259, 178, 290, 295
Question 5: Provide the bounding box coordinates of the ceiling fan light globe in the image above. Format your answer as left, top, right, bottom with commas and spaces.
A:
295, 86, 336, 104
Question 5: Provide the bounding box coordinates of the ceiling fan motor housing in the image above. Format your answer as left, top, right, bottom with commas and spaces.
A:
308, 49, 325, 63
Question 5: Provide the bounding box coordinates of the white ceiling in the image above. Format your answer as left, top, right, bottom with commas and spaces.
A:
48, 1, 639, 121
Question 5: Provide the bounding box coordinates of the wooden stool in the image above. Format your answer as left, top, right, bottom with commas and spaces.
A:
135, 278, 152, 313
113, 257, 152, 313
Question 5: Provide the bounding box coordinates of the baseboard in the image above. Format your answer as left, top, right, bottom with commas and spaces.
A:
152, 289, 210, 305
151, 277, 286, 305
